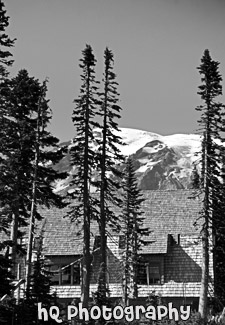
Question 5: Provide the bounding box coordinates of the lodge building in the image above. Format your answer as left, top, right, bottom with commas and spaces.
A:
11, 190, 213, 310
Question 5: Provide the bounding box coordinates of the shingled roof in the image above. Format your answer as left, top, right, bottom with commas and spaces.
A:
140, 190, 202, 253
36, 189, 202, 256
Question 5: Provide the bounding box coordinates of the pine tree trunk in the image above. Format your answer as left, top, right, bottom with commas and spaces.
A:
124, 206, 131, 306
99, 192, 107, 298
196, 49, 224, 318
124, 235, 129, 306
25, 95, 42, 297
199, 128, 210, 320
10, 175, 21, 276
211, 192, 217, 301
25, 186, 36, 297
133, 216, 138, 299
98, 85, 108, 300
81, 72, 91, 308
82, 211, 91, 307
10, 212, 19, 277
199, 216, 209, 319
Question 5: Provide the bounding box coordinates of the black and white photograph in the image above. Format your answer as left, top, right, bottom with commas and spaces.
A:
1, 0, 225, 323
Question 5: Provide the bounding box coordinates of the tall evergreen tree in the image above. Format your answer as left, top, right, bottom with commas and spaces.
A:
195, 49, 225, 319
25, 81, 45, 297
0, 0, 15, 241
122, 157, 148, 305
68, 45, 100, 307
0, 0, 15, 247
95, 47, 124, 302
211, 149, 225, 310
0, 2, 16, 320
0, 69, 67, 278
25, 78, 61, 297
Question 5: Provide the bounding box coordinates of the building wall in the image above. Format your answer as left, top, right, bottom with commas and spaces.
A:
165, 235, 202, 283
49, 234, 211, 303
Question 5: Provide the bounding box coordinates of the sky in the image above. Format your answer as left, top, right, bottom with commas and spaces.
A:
5, 0, 225, 142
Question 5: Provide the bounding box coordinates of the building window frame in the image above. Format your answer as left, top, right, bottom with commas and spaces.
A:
50, 262, 80, 286
137, 259, 162, 285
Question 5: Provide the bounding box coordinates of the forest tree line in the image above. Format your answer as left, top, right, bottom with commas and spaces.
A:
0, 1, 147, 323
1, 0, 225, 324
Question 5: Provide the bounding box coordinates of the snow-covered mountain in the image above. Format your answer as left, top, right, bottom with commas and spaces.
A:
54, 128, 202, 192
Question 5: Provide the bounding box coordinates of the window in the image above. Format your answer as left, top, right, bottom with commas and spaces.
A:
72, 264, 80, 285
50, 262, 80, 285
50, 265, 60, 286
137, 260, 161, 285
137, 261, 148, 284
148, 265, 161, 284
61, 266, 71, 285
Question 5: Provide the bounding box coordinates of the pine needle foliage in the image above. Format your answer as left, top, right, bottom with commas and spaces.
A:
0, 240, 14, 323
97, 47, 125, 225
212, 149, 225, 309
0, 2, 16, 319
0, 0, 15, 79
0, 69, 67, 275
195, 49, 225, 318
191, 165, 201, 189
0, 241, 12, 296
94, 47, 125, 303
16, 236, 58, 325
122, 157, 149, 304
68, 45, 100, 307
0, 0, 15, 251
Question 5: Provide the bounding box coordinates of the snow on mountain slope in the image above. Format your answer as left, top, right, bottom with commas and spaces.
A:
54, 128, 202, 192
119, 129, 201, 190
116, 128, 201, 160
163, 133, 201, 161
115, 128, 162, 156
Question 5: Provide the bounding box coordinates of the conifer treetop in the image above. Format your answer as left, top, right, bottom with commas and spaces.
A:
0, 0, 16, 78
197, 49, 223, 100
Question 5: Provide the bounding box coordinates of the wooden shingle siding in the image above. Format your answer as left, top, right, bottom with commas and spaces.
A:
50, 282, 201, 299
138, 283, 201, 297
44, 190, 210, 301
165, 235, 202, 283
4, 190, 211, 302
91, 247, 123, 284
140, 190, 202, 254
50, 284, 124, 299
50, 285, 81, 299
49, 230, 213, 300
37, 190, 202, 257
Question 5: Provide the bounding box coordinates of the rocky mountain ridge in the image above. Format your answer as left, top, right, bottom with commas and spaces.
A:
54, 128, 202, 192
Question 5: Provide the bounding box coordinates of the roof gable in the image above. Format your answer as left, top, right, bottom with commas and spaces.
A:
36, 190, 202, 256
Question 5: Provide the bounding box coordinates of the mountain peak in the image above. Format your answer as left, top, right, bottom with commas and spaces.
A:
55, 128, 202, 193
